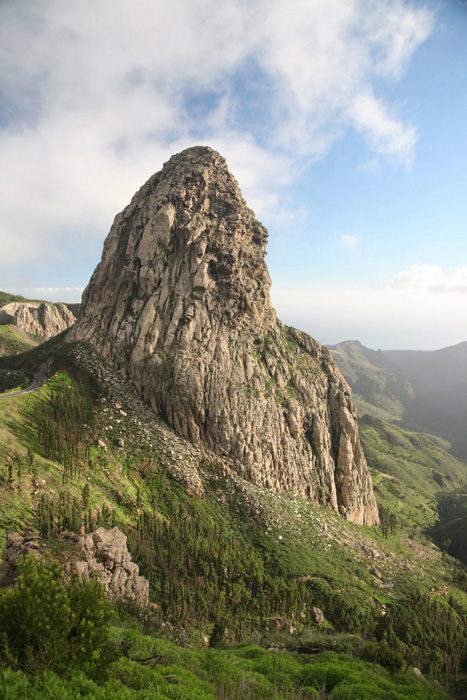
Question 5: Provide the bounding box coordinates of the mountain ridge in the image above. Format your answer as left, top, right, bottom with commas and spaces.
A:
329, 338, 467, 460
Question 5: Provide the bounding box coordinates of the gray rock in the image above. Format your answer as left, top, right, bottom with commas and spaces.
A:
67, 527, 148, 607
311, 607, 324, 625
1, 528, 149, 609
69, 146, 378, 526
0, 302, 76, 338
1, 531, 42, 586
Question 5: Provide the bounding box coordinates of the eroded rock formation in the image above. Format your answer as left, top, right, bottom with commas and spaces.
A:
70, 146, 378, 525
1, 528, 149, 608
0, 302, 76, 338
65, 527, 149, 607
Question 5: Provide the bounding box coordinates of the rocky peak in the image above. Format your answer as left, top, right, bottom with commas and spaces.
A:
81, 146, 272, 355
71, 146, 379, 526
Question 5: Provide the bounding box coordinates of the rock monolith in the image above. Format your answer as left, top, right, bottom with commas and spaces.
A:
71, 146, 379, 525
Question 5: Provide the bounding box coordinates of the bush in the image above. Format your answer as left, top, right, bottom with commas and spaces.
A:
0, 555, 116, 679
327, 591, 375, 635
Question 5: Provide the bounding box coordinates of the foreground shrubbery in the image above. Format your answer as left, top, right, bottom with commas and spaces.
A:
0, 555, 115, 679
0, 557, 449, 700
0, 639, 449, 699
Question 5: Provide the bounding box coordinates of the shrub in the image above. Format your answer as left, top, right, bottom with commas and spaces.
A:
0, 554, 115, 679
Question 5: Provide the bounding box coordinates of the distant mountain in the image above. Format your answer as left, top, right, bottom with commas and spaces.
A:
329, 340, 467, 460
0, 291, 78, 357
385, 343, 467, 392
327, 340, 414, 422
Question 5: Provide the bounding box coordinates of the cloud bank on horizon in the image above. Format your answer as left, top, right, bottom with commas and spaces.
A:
0, 0, 465, 350
379, 265, 467, 294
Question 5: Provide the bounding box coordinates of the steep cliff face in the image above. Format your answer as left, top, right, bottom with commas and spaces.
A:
0, 301, 76, 338
71, 146, 378, 525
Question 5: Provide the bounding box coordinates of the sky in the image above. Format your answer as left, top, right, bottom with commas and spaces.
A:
0, 0, 466, 351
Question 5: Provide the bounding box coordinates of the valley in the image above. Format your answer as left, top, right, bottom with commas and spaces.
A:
329, 339, 467, 575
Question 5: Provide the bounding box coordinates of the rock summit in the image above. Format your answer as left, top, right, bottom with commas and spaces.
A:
71, 146, 378, 525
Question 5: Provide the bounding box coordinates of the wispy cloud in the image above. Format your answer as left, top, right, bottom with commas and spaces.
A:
0, 0, 434, 271
339, 234, 359, 250
376, 264, 467, 293
348, 91, 417, 165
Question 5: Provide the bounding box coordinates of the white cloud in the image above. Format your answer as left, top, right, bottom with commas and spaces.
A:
0, 0, 434, 272
377, 264, 467, 293
348, 91, 417, 164
339, 234, 359, 250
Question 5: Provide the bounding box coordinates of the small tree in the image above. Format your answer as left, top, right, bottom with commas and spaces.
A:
81, 483, 90, 509
0, 555, 116, 679
27, 447, 35, 471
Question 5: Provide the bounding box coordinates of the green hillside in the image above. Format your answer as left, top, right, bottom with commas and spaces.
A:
328, 340, 413, 421
330, 340, 467, 460
359, 416, 466, 533
0, 290, 48, 306
0, 338, 466, 696
0, 324, 40, 357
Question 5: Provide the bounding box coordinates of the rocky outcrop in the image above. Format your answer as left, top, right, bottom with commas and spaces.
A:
1, 528, 149, 608
0, 302, 76, 338
1, 531, 42, 587
64, 527, 149, 607
70, 146, 378, 525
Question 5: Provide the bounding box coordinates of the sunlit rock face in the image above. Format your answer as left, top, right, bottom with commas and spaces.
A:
71, 146, 378, 525
0, 302, 76, 338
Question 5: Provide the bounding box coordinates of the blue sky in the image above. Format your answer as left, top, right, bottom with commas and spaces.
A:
0, 0, 466, 350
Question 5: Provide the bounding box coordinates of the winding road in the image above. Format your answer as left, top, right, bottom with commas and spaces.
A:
0, 369, 47, 400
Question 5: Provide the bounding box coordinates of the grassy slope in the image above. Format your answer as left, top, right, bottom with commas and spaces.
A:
1, 630, 450, 699
330, 338, 467, 571
0, 360, 461, 601
359, 417, 466, 533
0, 290, 48, 306
0, 351, 464, 581
0, 325, 40, 357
